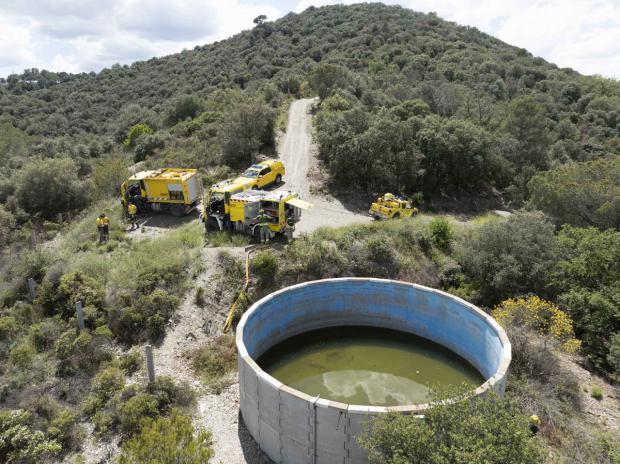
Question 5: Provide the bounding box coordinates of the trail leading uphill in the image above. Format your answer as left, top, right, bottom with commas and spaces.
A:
277, 98, 371, 234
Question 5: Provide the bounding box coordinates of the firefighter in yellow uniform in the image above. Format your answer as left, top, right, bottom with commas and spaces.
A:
96, 213, 110, 244
255, 209, 271, 244
529, 415, 540, 435
128, 203, 138, 230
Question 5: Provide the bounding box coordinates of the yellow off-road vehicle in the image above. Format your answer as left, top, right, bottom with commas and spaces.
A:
233, 159, 285, 190
121, 169, 201, 216
369, 193, 418, 220
227, 189, 311, 239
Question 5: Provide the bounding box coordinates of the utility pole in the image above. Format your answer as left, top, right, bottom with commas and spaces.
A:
145, 344, 155, 383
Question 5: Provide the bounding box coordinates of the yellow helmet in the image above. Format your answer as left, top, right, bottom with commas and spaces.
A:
530, 415, 540, 425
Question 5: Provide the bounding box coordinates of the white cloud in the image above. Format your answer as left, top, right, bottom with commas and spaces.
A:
0, 0, 282, 77
117, 0, 218, 41
294, 0, 620, 78
0, 17, 36, 70
0, 0, 618, 78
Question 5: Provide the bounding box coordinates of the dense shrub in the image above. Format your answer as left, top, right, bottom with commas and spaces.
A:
459, 211, 557, 304
365, 235, 400, 277
492, 296, 580, 353
123, 123, 153, 150
0, 204, 16, 247
219, 100, 275, 166
552, 226, 620, 373
9, 342, 36, 368
429, 217, 454, 252
92, 157, 130, 199
360, 390, 545, 464
0, 410, 62, 463
528, 157, 620, 229
119, 350, 143, 375
309, 63, 352, 99
118, 411, 213, 464
188, 335, 236, 386
85, 366, 125, 413
117, 393, 159, 435
16, 158, 90, 218
146, 376, 195, 411
251, 251, 278, 287
164, 96, 203, 126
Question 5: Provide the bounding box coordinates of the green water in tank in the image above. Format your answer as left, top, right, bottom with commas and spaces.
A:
258, 326, 484, 407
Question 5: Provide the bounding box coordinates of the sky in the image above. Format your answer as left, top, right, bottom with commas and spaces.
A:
0, 0, 619, 79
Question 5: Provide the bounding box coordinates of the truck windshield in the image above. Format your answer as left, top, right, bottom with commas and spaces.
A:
241, 169, 259, 178
210, 192, 225, 202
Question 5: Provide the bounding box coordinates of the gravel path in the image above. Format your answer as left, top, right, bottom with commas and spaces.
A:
277, 98, 371, 234
149, 246, 270, 463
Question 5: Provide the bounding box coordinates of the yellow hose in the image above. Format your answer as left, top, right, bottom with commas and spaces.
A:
223, 248, 252, 332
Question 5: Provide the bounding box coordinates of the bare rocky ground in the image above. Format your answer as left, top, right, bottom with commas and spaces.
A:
558, 354, 620, 434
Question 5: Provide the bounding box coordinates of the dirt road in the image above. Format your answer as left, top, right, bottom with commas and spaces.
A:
277, 98, 371, 234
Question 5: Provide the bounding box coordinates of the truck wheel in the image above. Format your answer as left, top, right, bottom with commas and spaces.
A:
170, 204, 186, 217
206, 216, 219, 231
275, 174, 282, 184
252, 185, 259, 190
392, 213, 400, 219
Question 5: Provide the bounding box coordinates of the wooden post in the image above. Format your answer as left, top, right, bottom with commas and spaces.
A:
27, 278, 37, 301
145, 345, 155, 383
76, 301, 85, 332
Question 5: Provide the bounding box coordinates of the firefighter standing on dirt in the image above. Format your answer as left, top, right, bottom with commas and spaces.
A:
128, 202, 138, 230
255, 209, 271, 244
96, 213, 110, 244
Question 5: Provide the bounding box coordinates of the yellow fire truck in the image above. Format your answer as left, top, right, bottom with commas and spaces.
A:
120, 169, 201, 216
209, 189, 311, 238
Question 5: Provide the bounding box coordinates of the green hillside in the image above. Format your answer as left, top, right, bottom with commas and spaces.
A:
1, 4, 618, 209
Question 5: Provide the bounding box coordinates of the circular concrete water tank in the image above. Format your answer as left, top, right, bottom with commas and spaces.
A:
236, 278, 511, 464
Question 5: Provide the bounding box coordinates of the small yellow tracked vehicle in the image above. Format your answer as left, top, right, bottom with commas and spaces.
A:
121, 169, 202, 216
369, 193, 418, 220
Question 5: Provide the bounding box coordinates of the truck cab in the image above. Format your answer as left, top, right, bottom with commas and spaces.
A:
202, 179, 254, 230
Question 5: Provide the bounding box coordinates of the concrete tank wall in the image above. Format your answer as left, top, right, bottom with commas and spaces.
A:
236, 278, 511, 464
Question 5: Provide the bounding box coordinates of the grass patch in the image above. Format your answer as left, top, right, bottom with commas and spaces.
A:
590, 385, 603, 401
207, 231, 251, 247
276, 96, 293, 133
186, 335, 236, 391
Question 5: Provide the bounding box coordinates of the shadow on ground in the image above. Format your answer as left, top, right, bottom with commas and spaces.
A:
135, 210, 200, 230
238, 412, 274, 464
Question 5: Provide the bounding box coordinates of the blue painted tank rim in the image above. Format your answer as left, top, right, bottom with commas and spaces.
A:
237, 277, 511, 413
